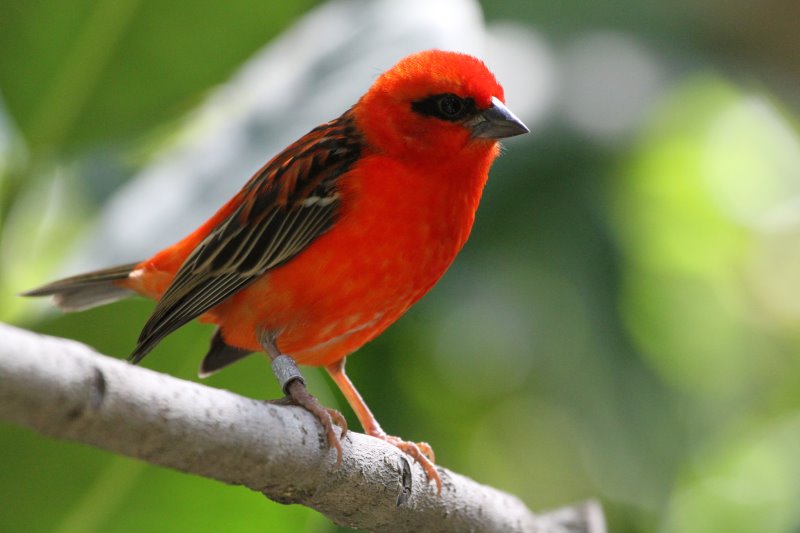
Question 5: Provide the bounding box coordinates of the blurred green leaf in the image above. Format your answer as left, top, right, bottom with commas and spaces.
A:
0, 0, 318, 151
665, 416, 800, 533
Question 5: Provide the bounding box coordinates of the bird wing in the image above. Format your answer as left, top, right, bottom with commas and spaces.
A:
130, 111, 363, 362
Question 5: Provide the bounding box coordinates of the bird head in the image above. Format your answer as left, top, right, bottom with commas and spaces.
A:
354, 50, 529, 159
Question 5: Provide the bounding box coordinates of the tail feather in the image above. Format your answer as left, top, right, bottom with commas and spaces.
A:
22, 262, 141, 312
198, 328, 252, 378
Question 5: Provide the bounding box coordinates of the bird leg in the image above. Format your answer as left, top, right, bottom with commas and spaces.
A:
260, 331, 347, 464
326, 358, 442, 494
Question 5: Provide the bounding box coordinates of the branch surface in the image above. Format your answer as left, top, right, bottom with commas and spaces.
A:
0, 323, 605, 532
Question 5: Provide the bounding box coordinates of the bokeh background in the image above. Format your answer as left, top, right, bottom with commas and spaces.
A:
2, 0, 800, 531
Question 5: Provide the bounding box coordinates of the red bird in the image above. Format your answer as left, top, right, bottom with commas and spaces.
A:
24, 50, 528, 492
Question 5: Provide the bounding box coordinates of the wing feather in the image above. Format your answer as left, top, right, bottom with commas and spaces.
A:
130, 112, 363, 362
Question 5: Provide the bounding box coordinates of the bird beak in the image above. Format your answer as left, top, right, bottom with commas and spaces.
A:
471, 97, 530, 139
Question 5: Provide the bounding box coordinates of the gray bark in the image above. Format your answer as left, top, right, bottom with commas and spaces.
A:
0, 323, 605, 532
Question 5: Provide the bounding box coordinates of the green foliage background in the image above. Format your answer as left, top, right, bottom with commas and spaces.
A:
3, 1, 800, 532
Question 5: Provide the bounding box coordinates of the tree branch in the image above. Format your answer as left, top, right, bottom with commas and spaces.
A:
0, 323, 605, 532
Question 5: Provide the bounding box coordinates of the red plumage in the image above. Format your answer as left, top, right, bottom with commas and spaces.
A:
24, 50, 528, 492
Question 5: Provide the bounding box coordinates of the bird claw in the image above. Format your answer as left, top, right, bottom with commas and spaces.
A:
415, 440, 435, 463
269, 379, 348, 464
379, 435, 442, 495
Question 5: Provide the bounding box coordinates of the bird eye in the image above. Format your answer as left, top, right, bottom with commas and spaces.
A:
411, 93, 475, 122
437, 94, 464, 118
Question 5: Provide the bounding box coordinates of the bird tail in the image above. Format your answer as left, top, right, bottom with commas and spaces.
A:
21, 262, 141, 312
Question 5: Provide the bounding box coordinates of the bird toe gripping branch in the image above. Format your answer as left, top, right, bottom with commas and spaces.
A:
262, 333, 347, 463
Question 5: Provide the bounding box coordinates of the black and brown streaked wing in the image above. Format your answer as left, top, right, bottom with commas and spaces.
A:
130, 111, 363, 362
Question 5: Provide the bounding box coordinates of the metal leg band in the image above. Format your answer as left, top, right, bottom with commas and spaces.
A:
271, 354, 305, 395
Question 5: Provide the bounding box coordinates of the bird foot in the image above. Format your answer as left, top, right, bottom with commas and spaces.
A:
270, 379, 348, 464
375, 433, 442, 494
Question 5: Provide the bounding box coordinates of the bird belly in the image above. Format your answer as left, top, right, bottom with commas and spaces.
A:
213, 167, 476, 365
211, 246, 433, 366
164, 153, 487, 367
